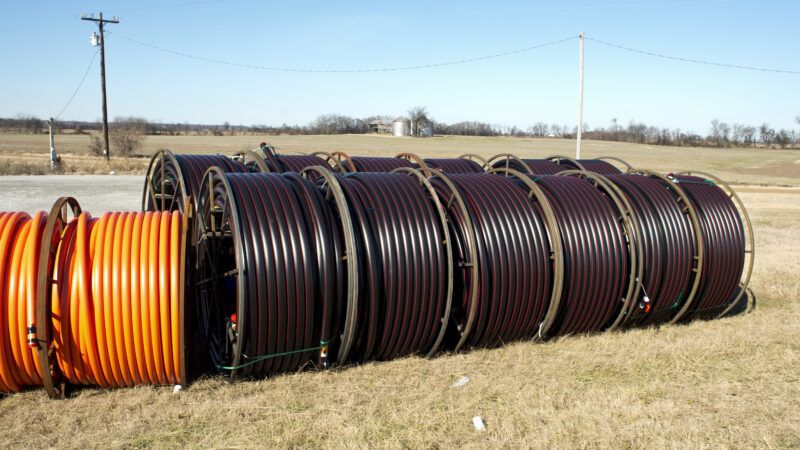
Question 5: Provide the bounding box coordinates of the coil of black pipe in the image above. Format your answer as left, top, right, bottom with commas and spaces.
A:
266, 153, 331, 174
500, 171, 631, 336
429, 172, 562, 350
548, 155, 623, 174
194, 168, 345, 377
143, 149, 247, 213
670, 173, 747, 320
339, 155, 416, 173
575, 159, 624, 174
332, 171, 451, 360
603, 172, 702, 326
488, 154, 563, 175
424, 157, 485, 173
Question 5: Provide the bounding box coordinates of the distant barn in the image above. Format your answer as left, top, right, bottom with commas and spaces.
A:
370, 116, 433, 137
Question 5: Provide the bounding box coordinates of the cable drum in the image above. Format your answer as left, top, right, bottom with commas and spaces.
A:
597, 156, 635, 173
603, 172, 703, 327
512, 173, 631, 336
30, 198, 189, 397
333, 171, 450, 360
339, 155, 417, 173
670, 173, 751, 320
429, 172, 562, 349
555, 170, 640, 331
549, 155, 625, 175
142, 150, 247, 213
488, 153, 563, 175
0, 210, 48, 394
424, 155, 485, 173
265, 153, 331, 174
194, 169, 343, 378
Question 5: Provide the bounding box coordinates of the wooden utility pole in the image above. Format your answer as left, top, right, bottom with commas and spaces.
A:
82, 12, 119, 160
576, 32, 585, 160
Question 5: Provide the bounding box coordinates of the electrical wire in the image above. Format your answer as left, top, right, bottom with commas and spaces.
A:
586, 36, 800, 75
108, 32, 577, 73
55, 50, 100, 120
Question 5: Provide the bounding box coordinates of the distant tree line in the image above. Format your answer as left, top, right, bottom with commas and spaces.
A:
2, 112, 799, 149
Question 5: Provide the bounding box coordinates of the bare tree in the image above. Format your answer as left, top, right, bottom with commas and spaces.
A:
407, 106, 429, 137
14, 113, 42, 134
529, 122, 549, 137
88, 116, 148, 157
759, 123, 775, 148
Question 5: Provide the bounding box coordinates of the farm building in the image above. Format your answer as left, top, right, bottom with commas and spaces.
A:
369, 116, 433, 137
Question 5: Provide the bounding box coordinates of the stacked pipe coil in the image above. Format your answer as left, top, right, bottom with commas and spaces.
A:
549, 156, 624, 174
0, 211, 47, 393
339, 155, 416, 173
194, 169, 345, 377
511, 173, 632, 335
423, 155, 486, 174
489, 154, 563, 175
0, 198, 187, 397
261, 151, 331, 174
0, 150, 755, 397
429, 172, 560, 349
49, 210, 185, 389
332, 170, 451, 360
604, 172, 701, 326
671, 173, 747, 320
143, 150, 247, 213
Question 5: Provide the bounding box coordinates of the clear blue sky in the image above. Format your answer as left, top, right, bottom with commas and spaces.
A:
1, 0, 798, 134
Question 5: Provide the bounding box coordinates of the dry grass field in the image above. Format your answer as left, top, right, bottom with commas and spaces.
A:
0, 133, 799, 448
2, 132, 800, 186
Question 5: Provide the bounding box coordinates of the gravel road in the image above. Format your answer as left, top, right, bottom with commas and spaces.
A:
0, 175, 142, 213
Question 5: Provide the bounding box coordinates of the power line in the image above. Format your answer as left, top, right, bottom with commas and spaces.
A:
107, 31, 578, 73
55, 49, 100, 120
116, 0, 229, 13
585, 36, 800, 75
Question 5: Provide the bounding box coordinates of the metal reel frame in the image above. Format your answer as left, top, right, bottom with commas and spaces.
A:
36, 197, 82, 398
423, 171, 480, 352
194, 167, 244, 378
673, 170, 754, 319
547, 154, 587, 171
232, 150, 270, 173
395, 153, 433, 177
597, 156, 635, 173
310, 151, 339, 172
488, 167, 565, 340
486, 153, 530, 173
556, 169, 643, 331
329, 151, 357, 174
142, 149, 188, 212
457, 154, 489, 171
635, 170, 706, 324
300, 166, 360, 365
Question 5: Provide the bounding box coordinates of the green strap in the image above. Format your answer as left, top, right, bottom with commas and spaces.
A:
217, 339, 332, 371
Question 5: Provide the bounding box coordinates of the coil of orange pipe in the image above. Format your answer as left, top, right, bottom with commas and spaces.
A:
0, 211, 47, 393
49, 210, 184, 389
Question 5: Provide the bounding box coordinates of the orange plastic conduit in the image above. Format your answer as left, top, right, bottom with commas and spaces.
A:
50, 211, 182, 388
0, 211, 47, 393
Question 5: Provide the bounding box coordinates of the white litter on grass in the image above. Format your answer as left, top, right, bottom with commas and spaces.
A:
472, 416, 486, 431
451, 376, 471, 388
173, 384, 182, 394
108, 171, 116, 175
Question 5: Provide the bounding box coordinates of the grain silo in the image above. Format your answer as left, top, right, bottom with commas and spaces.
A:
392, 117, 411, 136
